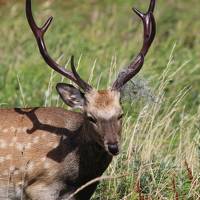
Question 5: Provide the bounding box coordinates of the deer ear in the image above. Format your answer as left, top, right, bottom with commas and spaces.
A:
56, 83, 85, 109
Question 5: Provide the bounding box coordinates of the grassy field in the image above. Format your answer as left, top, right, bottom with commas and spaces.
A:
0, 0, 200, 199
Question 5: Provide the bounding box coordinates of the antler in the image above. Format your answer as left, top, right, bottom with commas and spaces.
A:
112, 0, 156, 90
26, 0, 92, 92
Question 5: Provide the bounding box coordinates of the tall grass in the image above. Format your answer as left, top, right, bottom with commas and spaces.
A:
92, 47, 199, 199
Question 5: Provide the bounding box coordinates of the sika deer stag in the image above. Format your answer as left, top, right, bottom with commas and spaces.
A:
0, 0, 156, 199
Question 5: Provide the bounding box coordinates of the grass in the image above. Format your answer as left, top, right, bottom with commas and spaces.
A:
94, 63, 200, 199
0, 0, 200, 199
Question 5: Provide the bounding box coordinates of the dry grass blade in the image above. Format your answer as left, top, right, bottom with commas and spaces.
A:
184, 160, 193, 182
66, 173, 129, 200
172, 176, 179, 200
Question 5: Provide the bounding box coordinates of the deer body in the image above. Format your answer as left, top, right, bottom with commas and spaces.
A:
0, 0, 156, 199
0, 107, 112, 199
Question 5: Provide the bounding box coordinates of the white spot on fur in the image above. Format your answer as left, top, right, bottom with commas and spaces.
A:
9, 166, 15, 171
47, 120, 52, 124
16, 128, 23, 133
41, 157, 46, 162
21, 166, 27, 171
2, 129, 8, 133
52, 143, 58, 148
12, 136, 18, 143
10, 126, 16, 132
0, 156, 5, 163
14, 170, 20, 175
42, 133, 46, 138
16, 181, 24, 187
27, 161, 35, 172
5, 155, 12, 160
44, 162, 50, 169
33, 136, 40, 144
26, 143, 32, 150
48, 142, 54, 147
15, 186, 23, 197
63, 135, 67, 140
9, 142, 14, 147
16, 143, 24, 151
0, 139, 7, 149
22, 127, 27, 132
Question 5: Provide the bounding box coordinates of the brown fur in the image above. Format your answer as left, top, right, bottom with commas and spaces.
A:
0, 90, 122, 200
94, 90, 114, 108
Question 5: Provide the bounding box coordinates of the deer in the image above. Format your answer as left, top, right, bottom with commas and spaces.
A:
0, 0, 156, 199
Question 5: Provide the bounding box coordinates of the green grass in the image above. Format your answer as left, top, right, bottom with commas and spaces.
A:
0, 0, 200, 199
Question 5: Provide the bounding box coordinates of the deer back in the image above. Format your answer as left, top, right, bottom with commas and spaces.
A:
0, 108, 84, 184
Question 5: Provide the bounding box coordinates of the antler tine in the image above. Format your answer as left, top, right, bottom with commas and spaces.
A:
71, 56, 92, 92
148, 0, 156, 13
112, 0, 156, 90
41, 16, 53, 34
26, 0, 92, 92
134, 0, 156, 56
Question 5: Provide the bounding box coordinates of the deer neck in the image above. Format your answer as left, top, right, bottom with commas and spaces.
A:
77, 118, 112, 177
79, 118, 104, 152
61, 117, 112, 188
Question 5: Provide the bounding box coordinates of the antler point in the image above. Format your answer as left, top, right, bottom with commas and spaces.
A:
112, 0, 156, 90
133, 7, 144, 19
70, 55, 76, 70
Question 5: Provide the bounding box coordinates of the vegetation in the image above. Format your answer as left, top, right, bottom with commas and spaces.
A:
0, 0, 199, 199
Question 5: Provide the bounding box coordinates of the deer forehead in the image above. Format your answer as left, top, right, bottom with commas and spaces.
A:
85, 90, 122, 118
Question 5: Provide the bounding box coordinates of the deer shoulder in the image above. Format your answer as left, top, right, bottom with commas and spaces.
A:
0, 108, 85, 198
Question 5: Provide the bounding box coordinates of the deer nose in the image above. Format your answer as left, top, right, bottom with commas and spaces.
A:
107, 143, 119, 156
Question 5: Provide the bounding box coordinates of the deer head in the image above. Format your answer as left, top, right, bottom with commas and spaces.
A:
26, 0, 156, 156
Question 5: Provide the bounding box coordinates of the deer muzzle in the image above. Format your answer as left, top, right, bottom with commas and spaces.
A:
107, 143, 119, 156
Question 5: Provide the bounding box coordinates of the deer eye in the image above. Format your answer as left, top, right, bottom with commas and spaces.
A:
118, 113, 124, 120
87, 115, 97, 124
